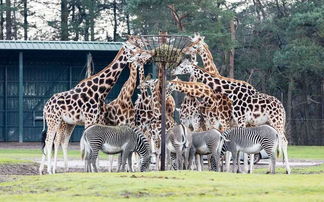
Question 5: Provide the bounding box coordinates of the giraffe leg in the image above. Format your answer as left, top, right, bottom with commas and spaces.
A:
52, 136, 61, 174
281, 137, 291, 174
61, 123, 75, 172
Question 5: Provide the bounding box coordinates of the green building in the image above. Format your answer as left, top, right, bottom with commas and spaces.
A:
0, 40, 126, 142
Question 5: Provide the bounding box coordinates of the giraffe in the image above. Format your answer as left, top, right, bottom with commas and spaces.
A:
177, 33, 221, 131
172, 58, 291, 174
39, 38, 143, 174
182, 33, 220, 75
167, 79, 234, 131
100, 50, 152, 126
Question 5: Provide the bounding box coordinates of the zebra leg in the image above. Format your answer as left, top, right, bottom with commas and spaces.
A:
243, 153, 249, 173
108, 155, 114, 172
188, 148, 195, 170
91, 151, 99, 173
249, 154, 254, 174
225, 151, 231, 172
121, 151, 130, 172
117, 153, 123, 172
231, 151, 238, 173
128, 152, 133, 172
195, 154, 201, 171
170, 152, 177, 170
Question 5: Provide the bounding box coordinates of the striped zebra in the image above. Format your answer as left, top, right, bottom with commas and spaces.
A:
222, 125, 281, 174
188, 129, 226, 172
166, 124, 192, 170
80, 125, 151, 172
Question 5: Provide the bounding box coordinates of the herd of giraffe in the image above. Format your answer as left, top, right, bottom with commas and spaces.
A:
39, 33, 290, 175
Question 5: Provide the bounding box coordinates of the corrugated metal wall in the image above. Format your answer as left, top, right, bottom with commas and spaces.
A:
0, 49, 131, 142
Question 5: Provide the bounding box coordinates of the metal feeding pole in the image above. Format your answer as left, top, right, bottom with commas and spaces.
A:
139, 34, 191, 171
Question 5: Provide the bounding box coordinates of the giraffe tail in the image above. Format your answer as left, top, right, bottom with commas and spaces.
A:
41, 114, 47, 155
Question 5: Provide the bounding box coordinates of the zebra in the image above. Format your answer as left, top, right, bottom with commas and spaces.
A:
80, 124, 151, 172
222, 125, 281, 174
188, 129, 225, 172
166, 124, 192, 170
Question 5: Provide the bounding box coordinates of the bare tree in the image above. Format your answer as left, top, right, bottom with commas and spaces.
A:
5, 0, 12, 40
23, 0, 27, 40
0, 0, 4, 39
61, 0, 69, 40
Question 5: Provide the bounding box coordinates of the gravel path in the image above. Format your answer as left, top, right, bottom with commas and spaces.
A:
0, 142, 323, 175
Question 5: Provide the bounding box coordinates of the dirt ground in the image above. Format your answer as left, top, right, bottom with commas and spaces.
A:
0, 142, 323, 176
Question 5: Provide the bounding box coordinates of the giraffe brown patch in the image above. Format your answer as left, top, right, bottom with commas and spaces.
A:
99, 79, 105, 85
94, 93, 99, 102
72, 94, 79, 100
112, 63, 119, 70
57, 100, 64, 105
68, 105, 72, 110
77, 100, 83, 107
91, 85, 98, 91
87, 89, 93, 97
80, 82, 85, 87
75, 88, 81, 93
99, 86, 106, 94
87, 80, 92, 86
80, 93, 89, 102
106, 78, 114, 85
82, 87, 88, 92
223, 84, 229, 89
89, 99, 95, 104
93, 78, 99, 84
237, 92, 243, 99
240, 88, 246, 93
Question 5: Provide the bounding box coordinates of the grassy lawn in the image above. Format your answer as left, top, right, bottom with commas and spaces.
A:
287, 146, 324, 160
0, 171, 324, 201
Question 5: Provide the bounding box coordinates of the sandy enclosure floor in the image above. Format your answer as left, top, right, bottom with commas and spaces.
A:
0, 142, 323, 175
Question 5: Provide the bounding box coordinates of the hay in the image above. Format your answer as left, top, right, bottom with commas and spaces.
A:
152, 44, 183, 66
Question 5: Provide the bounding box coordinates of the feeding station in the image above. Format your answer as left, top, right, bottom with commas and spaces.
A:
139, 34, 191, 171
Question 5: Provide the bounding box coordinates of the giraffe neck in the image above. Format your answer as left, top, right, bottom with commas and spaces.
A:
74, 48, 128, 101
192, 66, 257, 101
116, 63, 137, 105
200, 44, 220, 75
170, 80, 216, 108
151, 81, 162, 118
138, 63, 145, 86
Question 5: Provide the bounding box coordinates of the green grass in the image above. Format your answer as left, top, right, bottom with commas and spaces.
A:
1, 145, 323, 162
0, 148, 82, 161
287, 146, 324, 160
0, 171, 324, 201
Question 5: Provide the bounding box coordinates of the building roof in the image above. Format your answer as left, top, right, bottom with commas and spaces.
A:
0, 40, 123, 51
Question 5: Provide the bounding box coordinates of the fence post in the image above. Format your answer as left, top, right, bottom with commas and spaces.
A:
19, 52, 24, 143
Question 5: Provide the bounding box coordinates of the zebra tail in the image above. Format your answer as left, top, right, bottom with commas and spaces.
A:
277, 134, 282, 158
174, 124, 187, 146
80, 135, 91, 160
219, 133, 230, 142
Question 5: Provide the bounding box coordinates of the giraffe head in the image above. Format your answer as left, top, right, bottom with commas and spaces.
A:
182, 33, 205, 60
128, 50, 153, 65
172, 58, 195, 76
144, 78, 158, 93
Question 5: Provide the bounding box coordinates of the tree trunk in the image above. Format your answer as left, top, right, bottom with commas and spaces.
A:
12, 0, 17, 39
89, 0, 95, 41
23, 0, 27, 40
61, 0, 69, 40
113, 0, 117, 41
286, 76, 294, 144
0, 0, 4, 39
321, 79, 324, 145
228, 19, 236, 78
5, 0, 12, 40
303, 79, 311, 145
